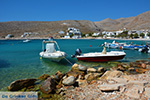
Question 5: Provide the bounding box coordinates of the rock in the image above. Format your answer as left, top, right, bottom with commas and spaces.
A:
78, 65, 87, 71
40, 77, 56, 94
66, 71, 84, 79
62, 86, 75, 90
127, 80, 148, 86
71, 63, 79, 72
85, 73, 102, 81
146, 64, 150, 69
62, 76, 75, 86
90, 80, 97, 84
97, 67, 105, 73
130, 62, 141, 67
78, 80, 88, 87
51, 75, 59, 80
125, 85, 142, 99
100, 70, 123, 80
99, 84, 124, 92
8, 79, 37, 91
117, 66, 126, 72
128, 67, 136, 72
38, 74, 50, 80
121, 63, 130, 69
141, 63, 146, 69
55, 71, 64, 79
136, 60, 148, 63
56, 84, 62, 89
87, 68, 97, 73
145, 87, 150, 98
107, 77, 128, 83
136, 68, 149, 73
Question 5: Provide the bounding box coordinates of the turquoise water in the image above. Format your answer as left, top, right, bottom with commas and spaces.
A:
0, 39, 150, 89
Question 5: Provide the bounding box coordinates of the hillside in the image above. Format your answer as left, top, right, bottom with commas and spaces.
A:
95, 11, 150, 31
0, 20, 102, 38
0, 11, 150, 38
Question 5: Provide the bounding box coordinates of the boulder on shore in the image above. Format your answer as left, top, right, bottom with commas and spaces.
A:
100, 70, 123, 80
87, 68, 97, 73
8, 78, 37, 91
40, 77, 56, 94
62, 76, 75, 86
78, 65, 87, 71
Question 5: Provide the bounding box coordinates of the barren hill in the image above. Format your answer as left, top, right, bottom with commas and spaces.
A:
0, 20, 102, 38
0, 11, 150, 38
95, 11, 150, 31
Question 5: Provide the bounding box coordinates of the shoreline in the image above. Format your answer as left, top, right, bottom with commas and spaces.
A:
3, 60, 150, 100
0, 37, 150, 41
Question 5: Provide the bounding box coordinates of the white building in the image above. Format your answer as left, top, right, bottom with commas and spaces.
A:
115, 30, 123, 35
64, 27, 81, 39
92, 33, 100, 36
102, 31, 115, 37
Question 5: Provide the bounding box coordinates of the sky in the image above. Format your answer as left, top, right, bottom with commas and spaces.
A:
0, 0, 150, 22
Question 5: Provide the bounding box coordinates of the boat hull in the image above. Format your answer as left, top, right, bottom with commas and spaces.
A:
40, 51, 66, 62
77, 55, 125, 62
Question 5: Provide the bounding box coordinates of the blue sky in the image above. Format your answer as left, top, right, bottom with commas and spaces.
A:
0, 0, 150, 22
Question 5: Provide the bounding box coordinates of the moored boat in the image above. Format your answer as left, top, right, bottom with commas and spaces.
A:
39, 40, 67, 62
102, 41, 126, 49
71, 47, 126, 62
122, 45, 143, 50
139, 45, 150, 53
23, 39, 30, 42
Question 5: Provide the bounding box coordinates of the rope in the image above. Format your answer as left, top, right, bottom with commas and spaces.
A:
64, 57, 73, 65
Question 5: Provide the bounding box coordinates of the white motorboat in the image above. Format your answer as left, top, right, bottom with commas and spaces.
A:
39, 40, 67, 62
72, 47, 126, 62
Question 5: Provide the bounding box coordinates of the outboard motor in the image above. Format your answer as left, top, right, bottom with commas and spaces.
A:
71, 48, 82, 58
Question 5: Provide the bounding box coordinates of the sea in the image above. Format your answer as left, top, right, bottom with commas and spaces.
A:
0, 39, 150, 89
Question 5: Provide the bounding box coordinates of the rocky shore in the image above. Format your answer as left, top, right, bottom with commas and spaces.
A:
5, 60, 150, 100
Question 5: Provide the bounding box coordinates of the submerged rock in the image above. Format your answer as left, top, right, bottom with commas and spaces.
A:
62, 76, 75, 86
40, 77, 56, 94
8, 78, 37, 91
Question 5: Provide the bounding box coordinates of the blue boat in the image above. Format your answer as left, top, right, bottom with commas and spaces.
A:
122, 45, 143, 50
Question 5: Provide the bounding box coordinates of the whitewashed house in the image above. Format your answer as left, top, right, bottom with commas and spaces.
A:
64, 27, 81, 39
92, 33, 100, 36
115, 30, 123, 35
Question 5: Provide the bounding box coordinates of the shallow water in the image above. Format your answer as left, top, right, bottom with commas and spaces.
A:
0, 39, 150, 89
